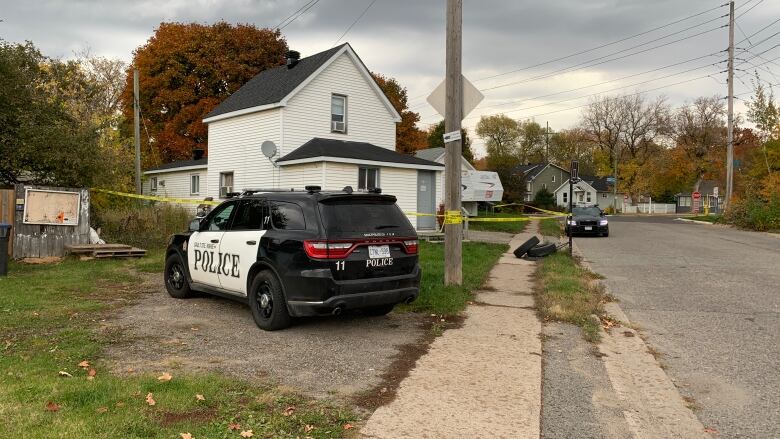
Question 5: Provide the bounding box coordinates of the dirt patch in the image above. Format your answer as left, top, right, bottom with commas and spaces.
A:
158, 407, 218, 427
103, 272, 427, 401
353, 314, 465, 411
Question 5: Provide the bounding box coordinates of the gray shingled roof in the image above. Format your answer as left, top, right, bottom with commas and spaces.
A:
204, 44, 348, 120
145, 158, 208, 172
277, 138, 443, 167
513, 163, 544, 179
581, 175, 612, 192
414, 147, 445, 162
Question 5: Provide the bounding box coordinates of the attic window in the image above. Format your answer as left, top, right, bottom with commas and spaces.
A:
331, 95, 346, 133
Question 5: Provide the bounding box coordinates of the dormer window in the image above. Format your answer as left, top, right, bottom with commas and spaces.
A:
331, 94, 346, 133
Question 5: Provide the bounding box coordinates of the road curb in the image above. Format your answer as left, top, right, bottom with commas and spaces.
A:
674, 218, 717, 225
572, 241, 709, 438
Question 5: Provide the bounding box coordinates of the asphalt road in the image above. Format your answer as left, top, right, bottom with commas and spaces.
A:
575, 217, 780, 438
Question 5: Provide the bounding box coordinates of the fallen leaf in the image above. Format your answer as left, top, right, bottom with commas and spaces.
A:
33, 312, 39, 317
304, 424, 314, 432
88, 368, 97, 377
180, 433, 193, 439
190, 327, 199, 331
623, 331, 635, 337
228, 423, 241, 431
157, 372, 173, 382
96, 406, 108, 413
45, 401, 60, 412
115, 401, 125, 408
145, 392, 156, 406
78, 360, 90, 369
283, 406, 295, 416
58, 371, 73, 378
195, 394, 205, 401
239, 430, 253, 438
704, 427, 719, 434
343, 423, 354, 430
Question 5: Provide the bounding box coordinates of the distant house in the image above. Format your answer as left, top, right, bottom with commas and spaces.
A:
512, 163, 571, 202
676, 180, 724, 213
143, 43, 444, 229
553, 175, 625, 210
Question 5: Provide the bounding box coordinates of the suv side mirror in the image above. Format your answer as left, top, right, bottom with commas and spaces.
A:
188, 218, 202, 232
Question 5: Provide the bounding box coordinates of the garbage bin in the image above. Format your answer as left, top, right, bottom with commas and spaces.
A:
0, 223, 11, 276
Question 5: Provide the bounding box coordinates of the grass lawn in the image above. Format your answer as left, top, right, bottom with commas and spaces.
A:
535, 252, 605, 342
539, 217, 563, 237
399, 241, 507, 315
466, 213, 529, 234
0, 258, 354, 438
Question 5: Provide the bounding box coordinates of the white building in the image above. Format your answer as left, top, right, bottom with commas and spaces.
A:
143, 44, 444, 229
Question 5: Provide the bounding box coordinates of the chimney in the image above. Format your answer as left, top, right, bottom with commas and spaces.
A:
286, 50, 300, 68
192, 149, 205, 160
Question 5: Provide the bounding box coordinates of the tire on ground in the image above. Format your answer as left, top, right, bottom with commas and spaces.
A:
248, 270, 291, 331
526, 242, 558, 257
164, 253, 192, 299
513, 236, 540, 258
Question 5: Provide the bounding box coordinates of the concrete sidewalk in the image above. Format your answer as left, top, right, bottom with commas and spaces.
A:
361, 228, 542, 439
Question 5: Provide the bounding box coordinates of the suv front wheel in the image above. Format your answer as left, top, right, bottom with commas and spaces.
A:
164, 254, 192, 299
249, 271, 291, 331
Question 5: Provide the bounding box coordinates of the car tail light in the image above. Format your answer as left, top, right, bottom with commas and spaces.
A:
304, 241, 355, 259
403, 239, 418, 254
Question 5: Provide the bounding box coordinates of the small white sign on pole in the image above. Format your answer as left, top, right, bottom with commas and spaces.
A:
713, 186, 719, 197
443, 130, 462, 143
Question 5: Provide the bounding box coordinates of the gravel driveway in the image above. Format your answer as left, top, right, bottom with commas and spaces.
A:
103, 272, 426, 401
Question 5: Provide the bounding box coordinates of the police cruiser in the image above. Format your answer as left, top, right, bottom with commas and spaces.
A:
164, 186, 420, 331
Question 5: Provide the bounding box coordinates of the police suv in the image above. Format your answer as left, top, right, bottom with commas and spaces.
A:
163, 186, 421, 330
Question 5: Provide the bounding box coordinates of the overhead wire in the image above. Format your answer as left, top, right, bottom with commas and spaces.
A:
332, 0, 378, 47
278, 0, 322, 30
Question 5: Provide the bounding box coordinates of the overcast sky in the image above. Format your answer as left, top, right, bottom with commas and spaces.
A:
2, 0, 778, 156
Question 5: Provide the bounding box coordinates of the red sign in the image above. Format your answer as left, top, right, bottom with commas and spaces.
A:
692, 191, 701, 213
693, 191, 701, 200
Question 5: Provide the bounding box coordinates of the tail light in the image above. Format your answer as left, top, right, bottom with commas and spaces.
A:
403, 239, 418, 254
304, 241, 355, 259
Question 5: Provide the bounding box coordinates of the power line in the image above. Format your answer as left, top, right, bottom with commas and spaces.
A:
332, 0, 378, 47
274, 1, 315, 29
407, 3, 730, 103
735, 0, 764, 19
736, 17, 780, 45
277, 0, 322, 30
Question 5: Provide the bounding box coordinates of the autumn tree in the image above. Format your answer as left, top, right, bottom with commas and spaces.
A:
122, 22, 288, 165
518, 120, 546, 163
0, 39, 125, 187
672, 96, 726, 186
477, 114, 523, 200
425, 120, 474, 164
548, 128, 597, 175
371, 73, 428, 155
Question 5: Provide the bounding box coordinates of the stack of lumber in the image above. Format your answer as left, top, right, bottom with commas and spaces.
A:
64, 244, 147, 258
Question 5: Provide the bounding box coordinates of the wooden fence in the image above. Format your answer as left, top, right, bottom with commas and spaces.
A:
1, 189, 14, 257
12, 185, 91, 259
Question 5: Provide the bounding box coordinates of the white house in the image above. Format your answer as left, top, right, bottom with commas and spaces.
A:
143, 43, 444, 229
553, 176, 624, 211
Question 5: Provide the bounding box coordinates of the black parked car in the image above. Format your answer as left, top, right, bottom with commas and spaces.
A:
565, 205, 609, 237
163, 186, 420, 330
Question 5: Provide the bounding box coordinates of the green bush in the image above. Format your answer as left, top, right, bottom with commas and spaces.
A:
532, 187, 556, 210
92, 202, 192, 249
723, 195, 780, 231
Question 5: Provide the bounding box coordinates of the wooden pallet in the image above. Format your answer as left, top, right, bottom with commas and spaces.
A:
65, 244, 132, 254
92, 247, 147, 258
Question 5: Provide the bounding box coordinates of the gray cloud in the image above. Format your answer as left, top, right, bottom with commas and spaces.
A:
1, 0, 777, 154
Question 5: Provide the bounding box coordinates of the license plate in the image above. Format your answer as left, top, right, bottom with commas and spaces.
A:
584, 226, 593, 231
368, 245, 391, 258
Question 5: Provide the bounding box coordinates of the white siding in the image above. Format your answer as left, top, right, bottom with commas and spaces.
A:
283, 53, 396, 151
320, 162, 357, 190
206, 109, 282, 198
142, 169, 207, 212
380, 167, 418, 227
278, 162, 324, 189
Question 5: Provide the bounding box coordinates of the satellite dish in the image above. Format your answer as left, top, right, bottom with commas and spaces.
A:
261, 141, 277, 158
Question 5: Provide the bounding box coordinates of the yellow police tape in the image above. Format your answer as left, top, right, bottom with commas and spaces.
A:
93, 188, 564, 224
91, 188, 220, 205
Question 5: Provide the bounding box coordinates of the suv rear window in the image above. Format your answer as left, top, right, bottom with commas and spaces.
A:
271, 202, 306, 230
319, 201, 412, 234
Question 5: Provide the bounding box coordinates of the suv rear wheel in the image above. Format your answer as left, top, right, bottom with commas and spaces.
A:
249, 271, 291, 331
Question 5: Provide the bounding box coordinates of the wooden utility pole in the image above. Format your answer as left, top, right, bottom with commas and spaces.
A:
444, 0, 463, 285
545, 121, 550, 163
612, 147, 618, 213
133, 68, 142, 194
726, 1, 735, 208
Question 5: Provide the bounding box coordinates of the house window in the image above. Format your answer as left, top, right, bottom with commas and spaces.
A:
190, 174, 200, 195
358, 167, 379, 190
150, 177, 158, 192
526, 182, 531, 191
679, 196, 691, 207
552, 175, 556, 183
563, 192, 568, 204
542, 183, 547, 190
602, 193, 607, 198
220, 172, 234, 198
587, 192, 592, 203
578, 193, 584, 202
331, 94, 346, 133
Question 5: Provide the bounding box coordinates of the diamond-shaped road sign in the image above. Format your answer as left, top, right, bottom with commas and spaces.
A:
426, 75, 484, 119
